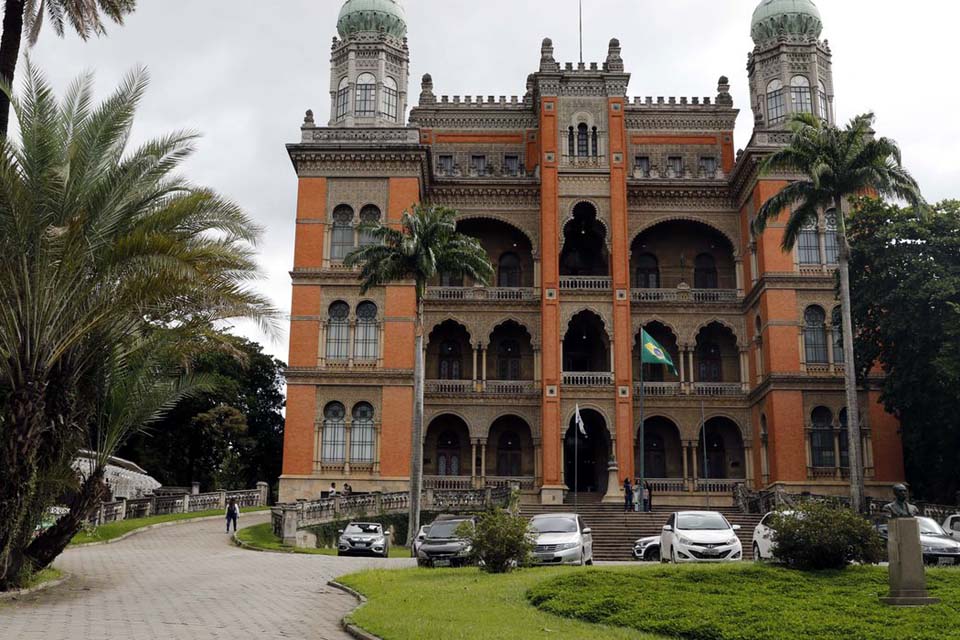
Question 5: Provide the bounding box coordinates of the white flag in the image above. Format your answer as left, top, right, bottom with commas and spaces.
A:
574, 404, 587, 438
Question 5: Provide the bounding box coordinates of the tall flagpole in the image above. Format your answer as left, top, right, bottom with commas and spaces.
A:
574, 418, 578, 513
578, 0, 584, 64
639, 331, 646, 507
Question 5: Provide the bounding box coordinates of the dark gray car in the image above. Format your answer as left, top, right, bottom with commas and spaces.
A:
416, 517, 474, 567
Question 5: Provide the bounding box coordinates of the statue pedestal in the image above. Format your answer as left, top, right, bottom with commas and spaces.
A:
881, 518, 939, 606
601, 460, 623, 504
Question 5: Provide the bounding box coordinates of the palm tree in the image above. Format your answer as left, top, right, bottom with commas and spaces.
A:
752, 112, 924, 512
0, 65, 275, 589
0, 0, 136, 135
344, 205, 493, 545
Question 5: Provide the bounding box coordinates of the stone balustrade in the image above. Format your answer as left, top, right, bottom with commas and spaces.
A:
86, 483, 269, 526
562, 372, 615, 387
424, 286, 538, 302
634, 382, 682, 397
631, 288, 740, 304
560, 276, 612, 291
693, 383, 744, 397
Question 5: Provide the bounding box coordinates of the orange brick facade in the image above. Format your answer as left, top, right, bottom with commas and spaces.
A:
279, 3, 904, 504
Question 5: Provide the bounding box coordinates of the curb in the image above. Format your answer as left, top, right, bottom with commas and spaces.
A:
0, 571, 71, 601
71, 510, 270, 548
328, 580, 383, 640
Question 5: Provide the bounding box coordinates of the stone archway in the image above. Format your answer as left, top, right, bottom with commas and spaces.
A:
563, 408, 611, 494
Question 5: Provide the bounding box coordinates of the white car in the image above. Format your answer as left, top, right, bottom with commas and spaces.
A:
661, 511, 743, 563
752, 511, 796, 562
529, 513, 594, 566
633, 535, 660, 561
943, 514, 960, 541
411, 524, 429, 557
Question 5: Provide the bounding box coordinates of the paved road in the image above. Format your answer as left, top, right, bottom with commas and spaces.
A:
0, 513, 414, 640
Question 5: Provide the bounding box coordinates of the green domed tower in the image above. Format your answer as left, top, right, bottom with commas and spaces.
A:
747, 0, 834, 131
327, 0, 410, 127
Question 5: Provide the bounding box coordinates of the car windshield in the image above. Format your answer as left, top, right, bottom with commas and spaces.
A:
917, 517, 946, 536
344, 524, 380, 535
427, 520, 467, 539
530, 517, 578, 533
677, 513, 730, 531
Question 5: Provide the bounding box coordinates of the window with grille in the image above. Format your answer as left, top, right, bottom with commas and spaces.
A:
504, 155, 520, 176
496, 431, 522, 476
470, 155, 487, 175
437, 155, 454, 175
667, 156, 683, 177
322, 402, 346, 463
767, 79, 785, 124
798, 225, 821, 265
358, 205, 381, 247
694, 253, 718, 289
380, 76, 398, 121
804, 306, 828, 364
791, 76, 813, 114
591, 126, 599, 157
498, 252, 521, 287
497, 340, 521, 380
832, 307, 844, 364
354, 301, 378, 360
440, 270, 463, 287
437, 431, 460, 476
838, 408, 850, 467
330, 205, 354, 261
577, 124, 589, 157
355, 73, 376, 116
568, 127, 575, 156
326, 302, 350, 360
810, 406, 835, 467
697, 342, 722, 382
350, 403, 376, 463
818, 80, 831, 121
635, 253, 659, 288
439, 341, 462, 379
635, 156, 650, 177
824, 210, 840, 264
699, 156, 718, 176
335, 77, 349, 121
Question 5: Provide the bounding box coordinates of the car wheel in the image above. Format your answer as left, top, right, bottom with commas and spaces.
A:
671, 548, 678, 564
648, 547, 660, 562
753, 543, 762, 562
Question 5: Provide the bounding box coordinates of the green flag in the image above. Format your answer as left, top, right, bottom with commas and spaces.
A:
640, 328, 678, 376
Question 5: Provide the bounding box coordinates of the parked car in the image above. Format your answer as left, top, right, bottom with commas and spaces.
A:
417, 515, 476, 567
411, 524, 430, 558
337, 522, 390, 558
943, 514, 960, 541
660, 511, 743, 563
877, 517, 960, 566
751, 510, 797, 562
633, 535, 660, 561
529, 513, 594, 566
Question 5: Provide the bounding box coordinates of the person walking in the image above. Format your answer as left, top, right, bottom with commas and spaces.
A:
623, 477, 633, 512
225, 498, 240, 533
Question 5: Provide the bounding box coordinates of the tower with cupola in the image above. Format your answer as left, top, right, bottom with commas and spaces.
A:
747, 0, 834, 130
329, 0, 410, 127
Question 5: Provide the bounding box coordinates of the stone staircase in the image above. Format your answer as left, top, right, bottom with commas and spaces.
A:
519, 493, 764, 562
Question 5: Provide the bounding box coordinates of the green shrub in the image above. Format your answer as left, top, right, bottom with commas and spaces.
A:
770, 501, 883, 570
458, 508, 534, 573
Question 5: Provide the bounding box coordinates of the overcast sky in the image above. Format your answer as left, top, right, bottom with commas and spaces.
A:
25, 0, 960, 362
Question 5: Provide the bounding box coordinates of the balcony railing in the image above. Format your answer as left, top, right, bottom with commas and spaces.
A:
631, 288, 740, 304
562, 155, 608, 169
562, 372, 614, 387
424, 286, 538, 302
694, 479, 743, 493
805, 363, 844, 376
423, 475, 537, 491
484, 380, 538, 395
425, 380, 472, 395
425, 380, 538, 397
693, 383, 744, 397
560, 276, 612, 291
634, 382, 681, 397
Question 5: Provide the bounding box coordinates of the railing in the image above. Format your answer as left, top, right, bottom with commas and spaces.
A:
424, 287, 538, 302
562, 155, 608, 169
805, 363, 844, 376
693, 383, 744, 397
82, 483, 270, 527
188, 492, 222, 513
484, 380, 538, 395
646, 478, 687, 493
485, 476, 537, 491
154, 495, 184, 515
562, 372, 614, 387
695, 479, 743, 493
425, 380, 473, 395
631, 288, 740, 304
808, 466, 839, 479
635, 382, 681, 397
99, 501, 124, 523
424, 475, 474, 490
560, 276, 612, 291
423, 475, 536, 491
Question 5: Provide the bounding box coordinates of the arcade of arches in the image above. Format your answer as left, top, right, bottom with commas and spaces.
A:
423, 413, 537, 486
634, 416, 748, 490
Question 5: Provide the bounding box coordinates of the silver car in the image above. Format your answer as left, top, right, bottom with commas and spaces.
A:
529, 513, 593, 566
337, 522, 390, 557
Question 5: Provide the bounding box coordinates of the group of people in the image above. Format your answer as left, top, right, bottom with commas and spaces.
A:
326, 482, 353, 498
623, 478, 654, 512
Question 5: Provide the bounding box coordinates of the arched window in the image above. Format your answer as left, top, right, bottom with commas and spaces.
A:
437, 430, 460, 476
766, 79, 785, 124
322, 402, 346, 463
568, 127, 575, 156
798, 219, 821, 265
591, 126, 599, 157
355, 73, 376, 116
439, 340, 462, 380
498, 252, 521, 288
380, 76, 399, 121
330, 205, 354, 261
760, 414, 768, 439
824, 209, 840, 264
496, 431, 522, 476
818, 80, 831, 121
635, 253, 660, 288
697, 342, 722, 382
831, 307, 844, 364
791, 76, 813, 114
694, 253, 718, 289
358, 205, 381, 247
755, 315, 764, 377
804, 306, 828, 364
497, 340, 521, 380
810, 407, 834, 468
577, 123, 589, 157
354, 301, 379, 360
326, 302, 350, 360
838, 408, 850, 468
350, 403, 375, 463
335, 77, 350, 121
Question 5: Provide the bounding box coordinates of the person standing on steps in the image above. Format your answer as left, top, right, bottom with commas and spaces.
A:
633, 478, 642, 512
643, 481, 653, 513
225, 498, 240, 533
623, 477, 633, 512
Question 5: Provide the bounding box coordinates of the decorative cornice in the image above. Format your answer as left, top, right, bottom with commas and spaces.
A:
285, 367, 414, 386
625, 110, 738, 132
627, 184, 736, 210
427, 184, 541, 208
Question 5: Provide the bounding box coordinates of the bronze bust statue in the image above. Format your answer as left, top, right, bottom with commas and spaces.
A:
883, 483, 919, 519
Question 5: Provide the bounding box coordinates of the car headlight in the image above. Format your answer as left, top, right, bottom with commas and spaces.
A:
677, 535, 694, 546
556, 542, 580, 551
457, 545, 472, 556
922, 545, 934, 553
725, 537, 740, 546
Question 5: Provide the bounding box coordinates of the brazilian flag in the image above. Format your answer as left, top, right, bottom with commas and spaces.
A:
640, 328, 678, 376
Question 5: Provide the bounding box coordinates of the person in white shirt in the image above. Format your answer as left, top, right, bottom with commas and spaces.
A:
225, 498, 240, 533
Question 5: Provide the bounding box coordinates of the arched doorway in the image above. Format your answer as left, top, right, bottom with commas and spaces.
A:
487, 415, 534, 478
635, 417, 683, 480
563, 311, 610, 372
563, 408, 611, 494
698, 417, 746, 480
427, 321, 472, 381
560, 202, 609, 276
424, 414, 471, 477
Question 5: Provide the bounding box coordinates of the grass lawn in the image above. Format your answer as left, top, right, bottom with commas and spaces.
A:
24, 567, 63, 590
236, 522, 410, 558
528, 563, 960, 640
70, 506, 268, 545
338, 567, 664, 640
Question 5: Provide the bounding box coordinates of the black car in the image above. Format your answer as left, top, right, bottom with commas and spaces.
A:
337, 522, 390, 557
417, 516, 475, 568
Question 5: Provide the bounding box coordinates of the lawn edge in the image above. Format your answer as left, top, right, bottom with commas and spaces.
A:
328, 580, 383, 640
0, 570, 70, 601
71, 508, 270, 548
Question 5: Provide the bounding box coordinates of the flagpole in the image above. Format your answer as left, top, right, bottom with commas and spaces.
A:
639, 332, 645, 509
578, 0, 583, 64
701, 396, 710, 511
574, 416, 578, 513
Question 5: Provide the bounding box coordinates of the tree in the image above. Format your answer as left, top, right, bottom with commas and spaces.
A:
0, 66, 275, 589
344, 205, 493, 545
752, 113, 923, 512
848, 198, 960, 503
0, 0, 136, 134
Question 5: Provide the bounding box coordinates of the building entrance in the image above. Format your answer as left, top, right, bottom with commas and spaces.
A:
563, 409, 610, 494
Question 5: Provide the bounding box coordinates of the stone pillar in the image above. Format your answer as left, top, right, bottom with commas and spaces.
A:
833, 432, 843, 480
682, 443, 690, 489
734, 258, 744, 296
678, 347, 687, 383
882, 518, 939, 606
472, 345, 479, 388
601, 458, 623, 504
481, 346, 488, 389
182, 493, 191, 514
256, 482, 269, 506
480, 441, 487, 480
219, 490, 227, 509
533, 348, 542, 383
688, 351, 696, 383
471, 440, 477, 482
740, 349, 750, 392
281, 504, 299, 546
191, 481, 200, 495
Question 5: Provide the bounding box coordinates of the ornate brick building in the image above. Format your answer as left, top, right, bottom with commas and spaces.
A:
279, 0, 905, 505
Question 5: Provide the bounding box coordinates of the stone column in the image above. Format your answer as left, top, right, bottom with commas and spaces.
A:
347, 320, 356, 365
682, 443, 690, 491
734, 258, 744, 296
318, 322, 328, 366
678, 347, 687, 383
480, 440, 487, 481
256, 482, 269, 506
481, 346, 488, 390
833, 431, 843, 480
744, 447, 754, 489
818, 223, 828, 271
533, 348, 542, 383
739, 349, 750, 392
471, 440, 478, 481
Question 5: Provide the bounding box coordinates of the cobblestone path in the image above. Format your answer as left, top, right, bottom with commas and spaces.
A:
0, 513, 414, 640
